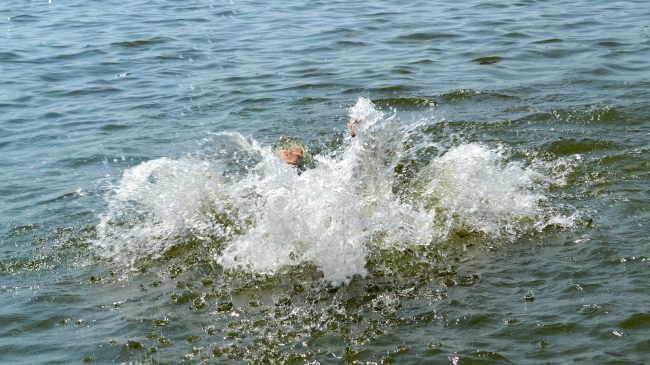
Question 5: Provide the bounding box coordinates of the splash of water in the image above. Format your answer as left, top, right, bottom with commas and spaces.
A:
94, 98, 574, 284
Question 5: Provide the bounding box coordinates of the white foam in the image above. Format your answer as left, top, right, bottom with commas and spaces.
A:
94, 98, 574, 283
410, 143, 542, 237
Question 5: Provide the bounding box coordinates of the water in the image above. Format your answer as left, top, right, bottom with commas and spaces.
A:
2, 0, 649, 363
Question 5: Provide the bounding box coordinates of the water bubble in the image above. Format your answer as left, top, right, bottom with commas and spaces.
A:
524, 290, 534, 301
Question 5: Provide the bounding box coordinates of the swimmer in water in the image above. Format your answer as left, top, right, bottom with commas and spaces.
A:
277, 147, 304, 165
274, 134, 311, 167
276, 118, 361, 165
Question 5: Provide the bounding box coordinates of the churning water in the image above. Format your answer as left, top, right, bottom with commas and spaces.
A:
2, 0, 650, 364
95, 98, 574, 285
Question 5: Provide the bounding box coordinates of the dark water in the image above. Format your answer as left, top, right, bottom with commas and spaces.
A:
2, 0, 650, 363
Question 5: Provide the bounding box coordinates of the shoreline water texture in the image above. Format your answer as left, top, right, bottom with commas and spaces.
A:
2, 0, 650, 363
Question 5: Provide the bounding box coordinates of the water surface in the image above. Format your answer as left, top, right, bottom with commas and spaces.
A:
2, 0, 650, 363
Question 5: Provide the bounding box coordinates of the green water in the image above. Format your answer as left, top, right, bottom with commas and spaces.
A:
2, 0, 650, 363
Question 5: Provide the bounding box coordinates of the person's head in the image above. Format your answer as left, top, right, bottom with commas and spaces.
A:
277, 147, 303, 165
273, 134, 311, 166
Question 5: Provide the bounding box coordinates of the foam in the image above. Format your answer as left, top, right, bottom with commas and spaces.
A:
94, 98, 574, 284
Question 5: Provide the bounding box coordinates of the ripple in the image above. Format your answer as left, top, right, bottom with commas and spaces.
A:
3, 0, 650, 363
531, 38, 564, 45
474, 56, 502, 65
575, 304, 602, 316
619, 313, 650, 330
390, 32, 461, 43
109, 37, 173, 49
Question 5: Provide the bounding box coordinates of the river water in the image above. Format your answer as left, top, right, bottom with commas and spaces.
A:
2, 0, 650, 363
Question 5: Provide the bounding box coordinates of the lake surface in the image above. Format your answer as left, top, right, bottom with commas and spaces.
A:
2, 0, 650, 363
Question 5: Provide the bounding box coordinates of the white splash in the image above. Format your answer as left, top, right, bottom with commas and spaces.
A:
94, 98, 574, 284
410, 143, 542, 237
